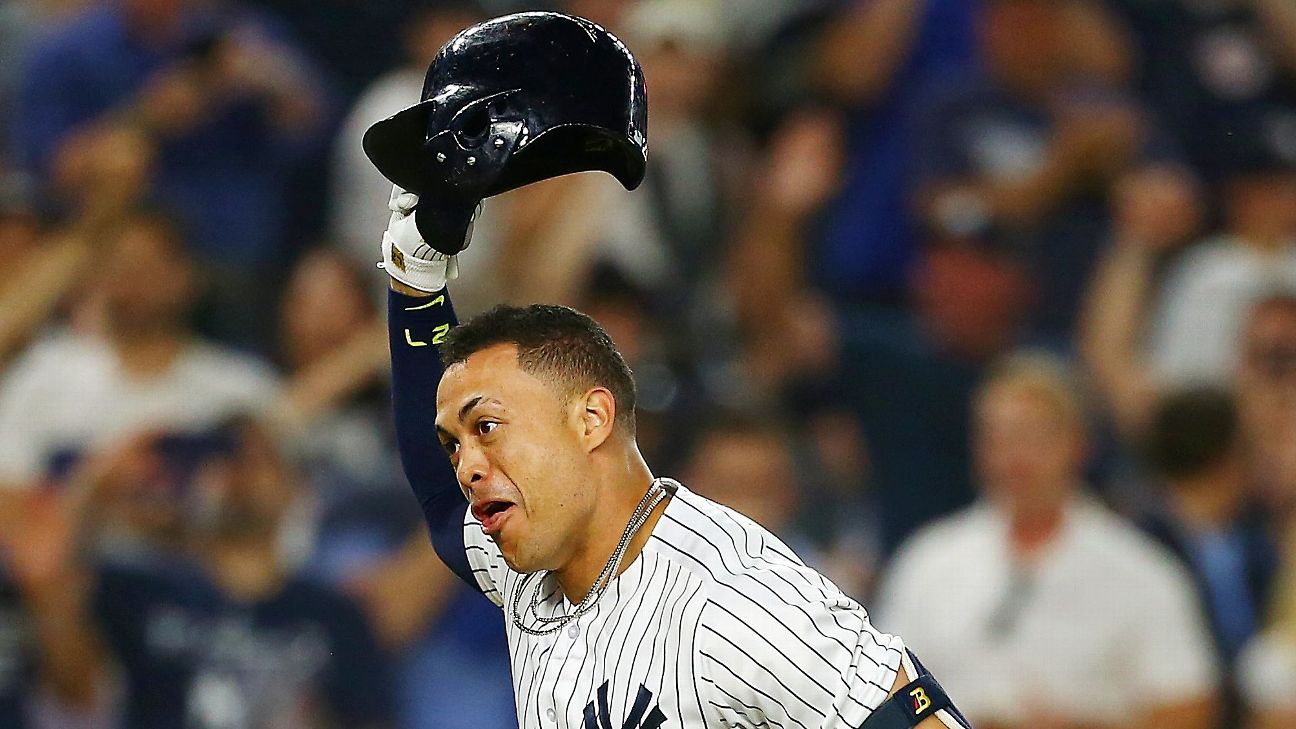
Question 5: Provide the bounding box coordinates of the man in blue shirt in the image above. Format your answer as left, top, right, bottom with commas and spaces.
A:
12, 0, 330, 350
3, 419, 395, 729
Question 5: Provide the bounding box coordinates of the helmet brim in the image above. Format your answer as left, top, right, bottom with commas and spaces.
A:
363, 102, 647, 196
363, 100, 437, 194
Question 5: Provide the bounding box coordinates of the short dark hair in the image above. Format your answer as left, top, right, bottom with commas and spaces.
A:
1141, 387, 1239, 481
442, 304, 637, 434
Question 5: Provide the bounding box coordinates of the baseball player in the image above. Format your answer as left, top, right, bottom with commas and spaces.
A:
367, 12, 972, 729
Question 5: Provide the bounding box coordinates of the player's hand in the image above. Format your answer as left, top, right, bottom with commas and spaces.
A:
379, 186, 476, 293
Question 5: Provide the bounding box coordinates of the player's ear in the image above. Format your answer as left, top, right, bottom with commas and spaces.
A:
577, 387, 616, 452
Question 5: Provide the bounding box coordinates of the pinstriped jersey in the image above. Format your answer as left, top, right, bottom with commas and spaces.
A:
463, 480, 916, 729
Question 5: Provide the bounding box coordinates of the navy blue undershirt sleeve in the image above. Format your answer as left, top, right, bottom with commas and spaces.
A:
387, 287, 477, 590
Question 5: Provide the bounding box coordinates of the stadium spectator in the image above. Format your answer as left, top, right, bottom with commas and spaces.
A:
1235, 294, 1296, 513
1081, 166, 1205, 436
877, 352, 1219, 729
727, 101, 976, 555
1145, 133, 1296, 388
1082, 180, 1296, 485
682, 413, 819, 559
1, 416, 395, 728
13, 0, 330, 351
0, 124, 154, 368
1116, 0, 1296, 185
729, 108, 844, 390
1240, 527, 1296, 729
0, 207, 280, 495
808, 0, 978, 306
1235, 302, 1296, 729
681, 411, 879, 599
1136, 387, 1279, 727
274, 248, 391, 468
912, 0, 1172, 342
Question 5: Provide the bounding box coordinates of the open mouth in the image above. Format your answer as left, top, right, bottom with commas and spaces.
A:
472, 500, 516, 535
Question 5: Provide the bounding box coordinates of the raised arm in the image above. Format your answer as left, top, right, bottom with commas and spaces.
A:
386, 279, 477, 587
1078, 167, 1200, 436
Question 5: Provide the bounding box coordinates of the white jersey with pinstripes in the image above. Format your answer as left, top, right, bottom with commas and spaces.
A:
463, 480, 911, 729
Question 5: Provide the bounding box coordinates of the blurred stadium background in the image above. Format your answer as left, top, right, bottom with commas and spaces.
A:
1, 0, 1295, 727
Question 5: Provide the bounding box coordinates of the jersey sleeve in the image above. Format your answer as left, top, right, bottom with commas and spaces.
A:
694, 564, 907, 729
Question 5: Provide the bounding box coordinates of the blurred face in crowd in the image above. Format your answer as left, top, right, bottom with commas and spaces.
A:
280, 250, 374, 370
583, 298, 647, 365
685, 428, 798, 535
1238, 298, 1296, 453
122, 0, 186, 36
1224, 172, 1296, 245
980, 0, 1066, 96
638, 39, 720, 127
974, 378, 1085, 519
0, 211, 38, 265
99, 216, 196, 334
189, 423, 297, 543
436, 344, 619, 574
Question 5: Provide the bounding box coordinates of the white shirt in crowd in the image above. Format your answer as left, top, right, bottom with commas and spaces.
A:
1149, 235, 1296, 387
1240, 630, 1296, 715
0, 330, 280, 487
876, 496, 1218, 727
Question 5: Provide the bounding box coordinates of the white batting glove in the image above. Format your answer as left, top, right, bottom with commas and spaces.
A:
378, 186, 473, 293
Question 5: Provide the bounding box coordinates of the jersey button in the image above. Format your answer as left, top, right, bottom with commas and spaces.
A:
567, 623, 580, 638
546, 707, 557, 721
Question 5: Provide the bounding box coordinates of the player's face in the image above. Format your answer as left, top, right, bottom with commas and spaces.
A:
436, 344, 598, 573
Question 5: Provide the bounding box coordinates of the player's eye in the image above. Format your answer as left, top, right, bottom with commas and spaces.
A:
440, 438, 459, 456
476, 420, 499, 437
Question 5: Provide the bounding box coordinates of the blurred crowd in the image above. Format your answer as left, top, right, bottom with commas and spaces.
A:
2, 0, 1296, 727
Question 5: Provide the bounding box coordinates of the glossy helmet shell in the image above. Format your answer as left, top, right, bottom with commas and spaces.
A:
363, 12, 649, 251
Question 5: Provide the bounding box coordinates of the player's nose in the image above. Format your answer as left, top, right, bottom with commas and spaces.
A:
455, 442, 489, 489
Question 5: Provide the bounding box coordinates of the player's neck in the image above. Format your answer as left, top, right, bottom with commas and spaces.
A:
555, 446, 666, 604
